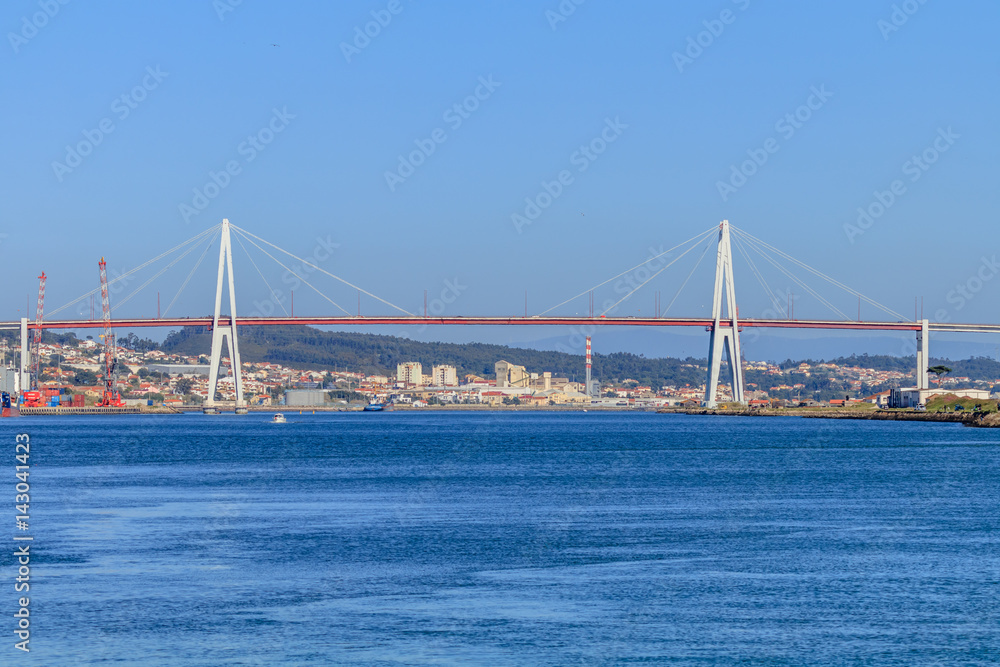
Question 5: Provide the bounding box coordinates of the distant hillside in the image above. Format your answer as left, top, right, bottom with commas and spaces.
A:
7, 325, 999, 387
786, 353, 1000, 380
0, 330, 80, 346
160, 325, 708, 387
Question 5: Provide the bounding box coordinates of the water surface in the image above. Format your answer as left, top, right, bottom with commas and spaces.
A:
5, 412, 999, 664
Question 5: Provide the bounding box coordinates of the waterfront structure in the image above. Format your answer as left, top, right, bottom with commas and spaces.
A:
10, 326, 1000, 410
1, 218, 973, 408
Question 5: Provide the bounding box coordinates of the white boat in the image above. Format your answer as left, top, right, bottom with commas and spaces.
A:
271, 413, 287, 423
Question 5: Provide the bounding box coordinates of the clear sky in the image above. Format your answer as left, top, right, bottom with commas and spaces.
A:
2, 1, 998, 359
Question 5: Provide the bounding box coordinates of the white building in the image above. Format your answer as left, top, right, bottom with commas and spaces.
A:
432, 365, 458, 386
396, 362, 423, 387
890, 387, 991, 408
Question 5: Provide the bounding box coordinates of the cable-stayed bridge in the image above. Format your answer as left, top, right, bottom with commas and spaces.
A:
2, 219, 994, 408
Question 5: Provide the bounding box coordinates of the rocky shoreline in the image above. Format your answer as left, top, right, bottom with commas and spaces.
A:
676, 407, 1000, 427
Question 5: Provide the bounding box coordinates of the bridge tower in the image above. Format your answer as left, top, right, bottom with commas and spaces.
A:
915, 318, 929, 390
205, 219, 246, 410
703, 220, 745, 408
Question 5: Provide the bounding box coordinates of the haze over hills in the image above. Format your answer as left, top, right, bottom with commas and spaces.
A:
153, 325, 1000, 390
6, 325, 1000, 393
159, 325, 708, 386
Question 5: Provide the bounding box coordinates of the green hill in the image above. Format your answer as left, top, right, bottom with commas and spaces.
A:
160, 325, 707, 387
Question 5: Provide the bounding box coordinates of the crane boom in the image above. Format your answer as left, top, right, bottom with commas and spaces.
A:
96, 258, 123, 407
30, 272, 46, 390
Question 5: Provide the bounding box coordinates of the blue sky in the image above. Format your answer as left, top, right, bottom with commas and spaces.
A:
2, 1, 998, 359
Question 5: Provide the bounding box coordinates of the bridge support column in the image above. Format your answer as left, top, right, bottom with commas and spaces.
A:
206, 219, 245, 409
19, 317, 29, 394
915, 318, 929, 390
704, 220, 745, 408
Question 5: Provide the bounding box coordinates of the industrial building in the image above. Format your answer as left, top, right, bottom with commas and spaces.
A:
495, 360, 528, 388
284, 389, 327, 407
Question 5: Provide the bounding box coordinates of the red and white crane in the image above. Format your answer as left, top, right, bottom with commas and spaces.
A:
30, 272, 46, 390
96, 258, 123, 408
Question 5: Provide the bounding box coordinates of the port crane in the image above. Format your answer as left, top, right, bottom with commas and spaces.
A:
30, 272, 45, 390
96, 258, 124, 407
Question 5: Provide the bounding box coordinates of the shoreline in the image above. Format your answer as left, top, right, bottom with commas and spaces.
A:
10, 404, 1000, 427
675, 407, 999, 427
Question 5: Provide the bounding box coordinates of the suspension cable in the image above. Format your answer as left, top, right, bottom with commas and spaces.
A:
537, 226, 718, 316
731, 233, 784, 316
47, 223, 220, 318
233, 233, 289, 317
231, 229, 352, 316
731, 225, 906, 320
162, 230, 221, 318
599, 236, 711, 316
229, 224, 413, 316
115, 233, 213, 311
737, 232, 851, 320
661, 235, 713, 317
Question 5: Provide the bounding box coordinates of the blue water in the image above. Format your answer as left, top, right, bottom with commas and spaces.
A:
3, 412, 1000, 665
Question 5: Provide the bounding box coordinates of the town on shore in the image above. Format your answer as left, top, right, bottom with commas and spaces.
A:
4, 333, 1000, 412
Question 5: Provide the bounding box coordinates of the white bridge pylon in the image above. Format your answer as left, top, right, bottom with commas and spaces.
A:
702, 220, 931, 406
704, 220, 744, 408
206, 219, 245, 408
